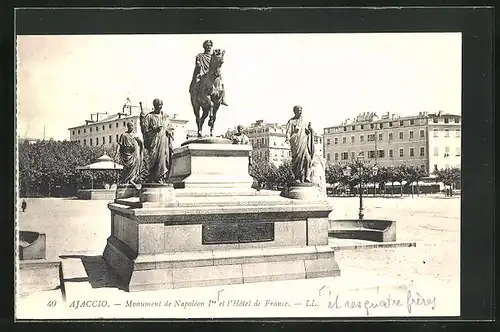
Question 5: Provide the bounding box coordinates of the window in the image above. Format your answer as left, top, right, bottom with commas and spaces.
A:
377, 150, 385, 158
360, 125, 364, 130
274, 141, 277, 146
400, 121, 404, 126
360, 135, 364, 143
123, 121, 126, 126
444, 118, 449, 124
370, 124, 374, 129
409, 131, 414, 139
343, 127, 347, 132
341, 152, 349, 160
399, 132, 404, 139
327, 138, 331, 145
378, 133, 383, 141
420, 130, 425, 139
454, 118, 460, 123
410, 148, 415, 157
109, 124, 112, 129
367, 134, 375, 142
399, 148, 404, 157
334, 137, 338, 145
90, 127, 93, 132
342, 137, 347, 144
359, 151, 365, 158
327, 153, 331, 161
103, 137, 105, 145
433, 129, 438, 137
109, 136, 112, 143
96, 137, 99, 145
379, 123, 383, 129
72, 130, 75, 135
102, 125, 105, 130
351, 126, 355, 130
433, 118, 438, 123
445, 147, 450, 155
116, 134, 119, 142
445, 129, 450, 137
334, 153, 339, 161
96, 126, 99, 132
455, 147, 460, 156
90, 138, 93, 146
455, 129, 460, 137
388, 132, 393, 140
78, 129, 81, 134
351, 152, 355, 160
434, 147, 439, 156
116, 123, 119, 128
389, 122, 393, 127
351, 136, 355, 143
420, 147, 425, 157
389, 149, 393, 158
410, 119, 414, 125
368, 150, 376, 159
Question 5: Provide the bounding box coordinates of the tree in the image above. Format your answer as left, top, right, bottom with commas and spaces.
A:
391, 165, 407, 196
374, 166, 391, 197
433, 167, 460, 197
18, 140, 116, 197
325, 163, 344, 195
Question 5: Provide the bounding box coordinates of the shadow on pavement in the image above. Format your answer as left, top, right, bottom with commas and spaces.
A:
59, 254, 126, 291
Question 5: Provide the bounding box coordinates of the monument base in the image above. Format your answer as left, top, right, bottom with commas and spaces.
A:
281, 182, 319, 200
115, 184, 141, 199
103, 193, 338, 292
140, 183, 176, 204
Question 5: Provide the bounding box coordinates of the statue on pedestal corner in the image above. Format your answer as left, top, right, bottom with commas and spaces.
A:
139, 99, 175, 184
115, 121, 143, 189
285, 106, 314, 184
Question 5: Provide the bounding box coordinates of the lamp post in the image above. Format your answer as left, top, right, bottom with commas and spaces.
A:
343, 153, 379, 220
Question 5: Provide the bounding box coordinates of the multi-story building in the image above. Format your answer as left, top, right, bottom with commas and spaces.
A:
68, 103, 189, 149
226, 120, 324, 166
323, 111, 461, 174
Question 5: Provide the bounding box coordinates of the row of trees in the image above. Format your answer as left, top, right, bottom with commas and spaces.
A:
19, 140, 119, 197
249, 157, 461, 197
18, 140, 460, 197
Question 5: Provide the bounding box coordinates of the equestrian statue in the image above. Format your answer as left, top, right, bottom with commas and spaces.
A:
189, 40, 228, 138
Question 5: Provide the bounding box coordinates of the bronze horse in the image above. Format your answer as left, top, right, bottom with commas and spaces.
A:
190, 49, 225, 138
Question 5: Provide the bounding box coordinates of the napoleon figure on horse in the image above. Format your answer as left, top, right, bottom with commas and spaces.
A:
189, 40, 228, 138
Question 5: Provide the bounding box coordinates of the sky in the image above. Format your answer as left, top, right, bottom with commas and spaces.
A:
16, 33, 462, 140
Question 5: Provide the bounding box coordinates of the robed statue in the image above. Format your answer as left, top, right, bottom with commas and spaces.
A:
139, 99, 175, 183
285, 106, 315, 184
116, 122, 143, 187
189, 40, 228, 138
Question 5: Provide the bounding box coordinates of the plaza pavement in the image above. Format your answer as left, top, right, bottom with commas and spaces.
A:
15, 194, 460, 319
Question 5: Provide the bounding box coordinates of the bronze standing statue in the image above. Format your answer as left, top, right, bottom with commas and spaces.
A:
116, 122, 143, 188
285, 106, 315, 184
139, 99, 175, 183
189, 40, 228, 138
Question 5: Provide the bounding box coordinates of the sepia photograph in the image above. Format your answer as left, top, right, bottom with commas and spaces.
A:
15, 20, 465, 319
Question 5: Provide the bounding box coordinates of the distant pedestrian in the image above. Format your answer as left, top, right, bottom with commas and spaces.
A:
21, 200, 27, 212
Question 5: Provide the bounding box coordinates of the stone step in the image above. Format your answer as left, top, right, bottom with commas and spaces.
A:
328, 238, 416, 251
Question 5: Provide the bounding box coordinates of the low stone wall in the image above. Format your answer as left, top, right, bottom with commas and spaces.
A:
328, 219, 396, 242
77, 189, 116, 200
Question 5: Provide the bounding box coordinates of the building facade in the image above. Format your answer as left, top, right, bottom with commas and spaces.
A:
68, 104, 189, 150
323, 111, 461, 174
226, 120, 324, 166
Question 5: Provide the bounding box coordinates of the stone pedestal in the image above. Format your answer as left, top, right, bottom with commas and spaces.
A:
282, 182, 319, 200
103, 142, 338, 292
140, 183, 176, 204
167, 142, 254, 189
115, 184, 141, 199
